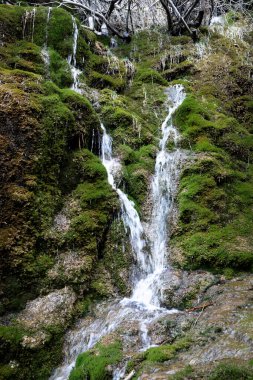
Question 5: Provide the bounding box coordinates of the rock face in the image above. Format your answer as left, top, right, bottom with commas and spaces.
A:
17, 287, 76, 334
160, 269, 217, 309
135, 275, 253, 379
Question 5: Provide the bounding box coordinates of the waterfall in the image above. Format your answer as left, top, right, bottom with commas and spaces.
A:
100, 124, 150, 273
22, 7, 36, 42
130, 85, 186, 307
41, 7, 51, 67
68, 16, 82, 93
49, 84, 185, 380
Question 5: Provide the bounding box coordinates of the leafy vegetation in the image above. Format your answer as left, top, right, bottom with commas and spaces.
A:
209, 362, 253, 380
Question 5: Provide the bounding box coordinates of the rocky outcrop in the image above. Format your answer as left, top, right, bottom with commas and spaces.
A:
135, 275, 253, 379
18, 287, 76, 328
160, 269, 217, 309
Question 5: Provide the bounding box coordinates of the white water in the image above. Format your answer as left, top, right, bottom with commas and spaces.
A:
101, 124, 149, 275
41, 7, 51, 67
130, 86, 186, 308
31, 8, 36, 43
68, 16, 82, 93
50, 84, 186, 380
22, 8, 36, 42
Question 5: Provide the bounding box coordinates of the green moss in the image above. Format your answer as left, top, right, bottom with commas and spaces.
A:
0, 326, 25, 344
144, 338, 191, 363
32, 7, 51, 46
176, 222, 253, 270
171, 88, 253, 271
49, 48, 72, 88
195, 136, 223, 153
0, 5, 24, 41
127, 338, 192, 378
102, 106, 133, 130
135, 68, 168, 85
102, 219, 132, 294
170, 35, 192, 45
89, 71, 126, 91
163, 61, 194, 81
0, 323, 65, 380
0, 40, 44, 74
123, 163, 150, 207
69, 341, 123, 380
74, 181, 113, 209
47, 8, 74, 58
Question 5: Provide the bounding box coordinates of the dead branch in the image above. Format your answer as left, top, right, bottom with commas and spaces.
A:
186, 302, 213, 312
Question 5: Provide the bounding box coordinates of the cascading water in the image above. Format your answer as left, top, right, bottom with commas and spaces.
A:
41, 7, 51, 67
50, 84, 186, 380
68, 16, 82, 93
130, 85, 186, 307
22, 7, 36, 42
100, 124, 149, 273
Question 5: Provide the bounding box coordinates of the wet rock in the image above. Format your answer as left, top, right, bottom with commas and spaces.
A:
53, 212, 71, 233
135, 275, 253, 379
17, 287, 76, 332
148, 312, 194, 346
161, 269, 217, 309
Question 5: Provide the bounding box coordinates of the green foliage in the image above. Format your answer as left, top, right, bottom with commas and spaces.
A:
209, 362, 253, 380
69, 341, 123, 380
170, 365, 193, 379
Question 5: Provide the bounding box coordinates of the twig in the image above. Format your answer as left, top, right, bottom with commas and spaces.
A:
123, 370, 136, 380
186, 302, 213, 312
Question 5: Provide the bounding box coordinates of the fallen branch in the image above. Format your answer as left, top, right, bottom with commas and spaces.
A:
123, 370, 136, 380
186, 302, 213, 312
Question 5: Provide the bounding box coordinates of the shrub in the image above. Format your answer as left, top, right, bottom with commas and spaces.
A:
209, 362, 253, 380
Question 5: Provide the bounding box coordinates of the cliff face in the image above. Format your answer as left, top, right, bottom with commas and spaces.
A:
0, 5, 252, 380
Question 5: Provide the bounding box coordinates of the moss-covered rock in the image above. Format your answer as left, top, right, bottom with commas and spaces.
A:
69, 341, 123, 380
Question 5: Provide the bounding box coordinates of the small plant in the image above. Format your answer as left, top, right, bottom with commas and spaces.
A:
209, 362, 253, 380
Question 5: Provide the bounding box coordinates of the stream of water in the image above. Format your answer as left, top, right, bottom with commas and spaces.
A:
50, 84, 186, 380
68, 16, 82, 93
41, 7, 51, 67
